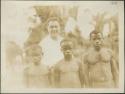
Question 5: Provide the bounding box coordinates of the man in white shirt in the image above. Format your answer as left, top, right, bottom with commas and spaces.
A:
39, 17, 63, 67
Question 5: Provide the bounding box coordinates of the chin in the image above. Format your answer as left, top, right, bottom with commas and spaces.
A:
34, 63, 40, 65
95, 46, 101, 49
65, 54, 71, 57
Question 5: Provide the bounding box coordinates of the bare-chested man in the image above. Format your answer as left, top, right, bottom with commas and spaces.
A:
82, 31, 119, 88
24, 45, 51, 88
53, 39, 83, 88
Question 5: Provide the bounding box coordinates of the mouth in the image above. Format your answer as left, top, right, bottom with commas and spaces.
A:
65, 52, 72, 55
95, 44, 101, 48
65, 52, 71, 54
96, 44, 100, 46
52, 30, 57, 33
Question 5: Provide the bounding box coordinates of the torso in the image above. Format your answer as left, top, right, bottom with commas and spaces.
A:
25, 64, 50, 88
56, 59, 81, 88
40, 36, 63, 67
85, 47, 114, 87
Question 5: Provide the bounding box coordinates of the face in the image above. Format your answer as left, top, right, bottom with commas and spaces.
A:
61, 42, 73, 58
91, 33, 103, 50
28, 50, 43, 65
48, 20, 60, 39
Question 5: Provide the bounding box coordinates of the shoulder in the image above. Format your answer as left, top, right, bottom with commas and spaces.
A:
73, 58, 81, 64
54, 59, 64, 69
40, 36, 50, 45
57, 36, 63, 43
39, 64, 50, 74
42, 64, 50, 71
100, 47, 114, 59
56, 59, 64, 66
81, 47, 93, 58
68, 58, 82, 67
58, 36, 63, 41
101, 47, 113, 55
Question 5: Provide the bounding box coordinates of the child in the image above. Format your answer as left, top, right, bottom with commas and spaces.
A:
24, 44, 51, 88
53, 38, 83, 88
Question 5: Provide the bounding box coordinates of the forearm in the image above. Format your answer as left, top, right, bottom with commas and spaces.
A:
111, 59, 119, 87
83, 63, 89, 87
54, 70, 60, 88
83, 73, 89, 88
24, 75, 29, 88
113, 69, 119, 87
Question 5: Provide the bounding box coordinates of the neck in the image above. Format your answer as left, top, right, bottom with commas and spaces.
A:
94, 46, 101, 51
52, 37, 57, 40
33, 62, 40, 66
64, 55, 73, 61
50, 35, 58, 40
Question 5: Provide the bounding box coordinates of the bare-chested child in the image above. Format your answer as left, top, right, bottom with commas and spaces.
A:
53, 38, 83, 88
82, 31, 119, 88
24, 45, 51, 88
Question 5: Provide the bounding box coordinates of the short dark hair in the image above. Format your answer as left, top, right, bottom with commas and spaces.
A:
47, 17, 60, 22
45, 17, 64, 31
46, 17, 60, 26
60, 38, 74, 48
25, 44, 43, 55
90, 30, 103, 40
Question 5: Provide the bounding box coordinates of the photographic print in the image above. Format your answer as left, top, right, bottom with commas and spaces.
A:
1, 0, 124, 93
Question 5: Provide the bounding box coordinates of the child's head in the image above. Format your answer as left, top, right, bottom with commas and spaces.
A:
25, 44, 43, 65
60, 38, 74, 59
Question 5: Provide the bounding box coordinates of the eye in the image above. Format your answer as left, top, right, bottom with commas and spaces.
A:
115, 39, 118, 42
98, 38, 101, 40
54, 26, 57, 28
50, 26, 54, 28
63, 47, 67, 50
92, 38, 96, 40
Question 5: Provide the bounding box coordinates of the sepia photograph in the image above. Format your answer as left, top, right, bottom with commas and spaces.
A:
1, 0, 124, 93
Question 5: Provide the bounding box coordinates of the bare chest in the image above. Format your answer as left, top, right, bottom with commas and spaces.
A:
58, 61, 80, 73
86, 49, 111, 64
27, 66, 49, 76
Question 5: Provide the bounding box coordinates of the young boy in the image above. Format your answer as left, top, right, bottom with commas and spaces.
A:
53, 38, 83, 88
24, 44, 51, 88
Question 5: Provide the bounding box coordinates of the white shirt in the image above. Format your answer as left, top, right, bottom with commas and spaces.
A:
39, 35, 63, 67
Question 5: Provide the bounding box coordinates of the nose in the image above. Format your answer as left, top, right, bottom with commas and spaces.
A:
96, 41, 99, 43
66, 50, 71, 53
52, 27, 57, 31
96, 40, 100, 44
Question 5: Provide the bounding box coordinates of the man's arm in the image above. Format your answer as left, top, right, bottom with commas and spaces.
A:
82, 54, 89, 88
53, 64, 60, 88
23, 68, 29, 88
78, 58, 84, 87
49, 66, 55, 88
110, 52, 119, 87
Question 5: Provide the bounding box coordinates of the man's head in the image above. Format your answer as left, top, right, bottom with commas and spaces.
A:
25, 44, 43, 65
47, 17, 61, 39
60, 39, 74, 59
90, 30, 103, 50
